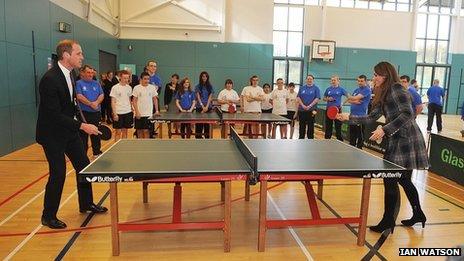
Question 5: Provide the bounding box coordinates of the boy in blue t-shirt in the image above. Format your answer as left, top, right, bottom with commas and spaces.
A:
296, 75, 321, 139
176, 77, 196, 138
345, 75, 371, 149
323, 75, 349, 141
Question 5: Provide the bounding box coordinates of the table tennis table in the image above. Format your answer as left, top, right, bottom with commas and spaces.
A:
79, 127, 408, 256
149, 109, 291, 139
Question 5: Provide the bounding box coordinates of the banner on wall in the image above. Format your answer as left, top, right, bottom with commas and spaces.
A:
429, 134, 464, 186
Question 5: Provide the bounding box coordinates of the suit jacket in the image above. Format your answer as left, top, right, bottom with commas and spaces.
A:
36, 65, 81, 148
349, 83, 428, 169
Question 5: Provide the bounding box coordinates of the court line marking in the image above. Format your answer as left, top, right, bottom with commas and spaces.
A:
55, 190, 110, 260
0, 168, 73, 227
2, 190, 77, 261
0, 141, 114, 226
268, 192, 314, 261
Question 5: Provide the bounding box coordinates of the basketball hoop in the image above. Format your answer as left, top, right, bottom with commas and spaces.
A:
320, 52, 332, 63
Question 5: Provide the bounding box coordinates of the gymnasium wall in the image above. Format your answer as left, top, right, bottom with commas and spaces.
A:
118, 39, 273, 97
0, 0, 118, 156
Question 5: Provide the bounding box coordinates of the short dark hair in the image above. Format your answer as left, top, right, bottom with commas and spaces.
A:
410, 79, 417, 85
225, 79, 233, 85
56, 39, 79, 60
400, 75, 410, 82
140, 72, 150, 79
307, 74, 315, 80
288, 82, 295, 87
263, 83, 271, 89
276, 78, 283, 82
358, 75, 367, 81
171, 73, 179, 79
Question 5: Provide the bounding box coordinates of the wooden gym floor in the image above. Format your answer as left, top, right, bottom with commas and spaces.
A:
0, 118, 463, 260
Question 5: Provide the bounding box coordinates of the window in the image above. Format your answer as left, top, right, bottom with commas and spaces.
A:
315, 0, 412, 11
415, 1, 453, 64
273, 1, 305, 89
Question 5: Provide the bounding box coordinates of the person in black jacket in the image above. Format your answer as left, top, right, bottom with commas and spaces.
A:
36, 39, 107, 229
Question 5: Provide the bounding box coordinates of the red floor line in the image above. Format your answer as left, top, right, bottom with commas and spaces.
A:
0, 182, 284, 238
0, 172, 50, 208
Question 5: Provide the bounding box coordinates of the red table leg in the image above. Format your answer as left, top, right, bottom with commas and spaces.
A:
304, 181, 321, 220
173, 182, 182, 223
224, 181, 231, 252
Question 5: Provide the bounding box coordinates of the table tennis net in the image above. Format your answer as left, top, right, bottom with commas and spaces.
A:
229, 126, 258, 184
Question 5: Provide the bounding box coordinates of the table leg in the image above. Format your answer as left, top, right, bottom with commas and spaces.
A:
304, 181, 321, 220
317, 179, 323, 200
271, 124, 276, 139
220, 181, 225, 202
258, 180, 267, 252
110, 183, 120, 256
142, 182, 148, 203
224, 181, 231, 252
245, 179, 250, 201
357, 178, 371, 246
173, 182, 182, 223
209, 123, 213, 139
159, 122, 163, 139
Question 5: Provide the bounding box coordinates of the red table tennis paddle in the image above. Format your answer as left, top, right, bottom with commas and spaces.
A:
228, 104, 236, 113
326, 106, 339, 120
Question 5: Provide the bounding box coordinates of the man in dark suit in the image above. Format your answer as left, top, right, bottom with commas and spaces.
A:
36, 39, 107, 229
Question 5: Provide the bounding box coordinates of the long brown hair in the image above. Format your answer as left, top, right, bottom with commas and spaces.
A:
372, 61, 400, 107
179, 77, 191, 95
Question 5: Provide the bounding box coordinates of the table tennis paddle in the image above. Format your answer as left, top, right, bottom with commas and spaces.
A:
98, 124, 112, 141
228, 104, 236, 113
326, 106, 339, 120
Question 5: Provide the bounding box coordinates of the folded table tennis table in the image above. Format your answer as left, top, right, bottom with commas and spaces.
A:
79, 127, 408, 256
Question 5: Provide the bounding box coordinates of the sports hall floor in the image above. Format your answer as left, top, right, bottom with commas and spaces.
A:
0, 115, 463, 260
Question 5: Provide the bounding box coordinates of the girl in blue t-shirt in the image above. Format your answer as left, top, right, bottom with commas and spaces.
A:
176, 77, 196, 138
195, 71, 214, 139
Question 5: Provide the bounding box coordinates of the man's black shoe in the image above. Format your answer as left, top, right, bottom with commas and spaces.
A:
79, 203, 108, 214
41, 217, 67, 229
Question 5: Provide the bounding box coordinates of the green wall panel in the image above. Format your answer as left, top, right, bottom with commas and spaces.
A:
196, 42, 249, 68
35, 48, 52, 81
5, 0, 50, 49
73, 15, 98, 60
145, 41, 195, 67
50, 3, 74, 46
346, 49, 389, 74
248, 44, 273, 69
120, 40, 145, 65
0, 106, 12, 155
7, 43, 34, 106
390, 50, 416, 76
0, 0, 5, 41
10, 103, 37, 150
0, 41, 8, 107
98, 30, 119, 56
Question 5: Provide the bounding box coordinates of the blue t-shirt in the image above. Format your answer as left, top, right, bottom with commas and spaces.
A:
324, 86, 348, 108
427, 85, 445, 106
408, 86, 422, 112
175, 90, 196, 110
350, 86, 372, 116
297, 84, 321, 111
76, 79, 103, 112
149, 74, 162, 92
195, 84, 214, 109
